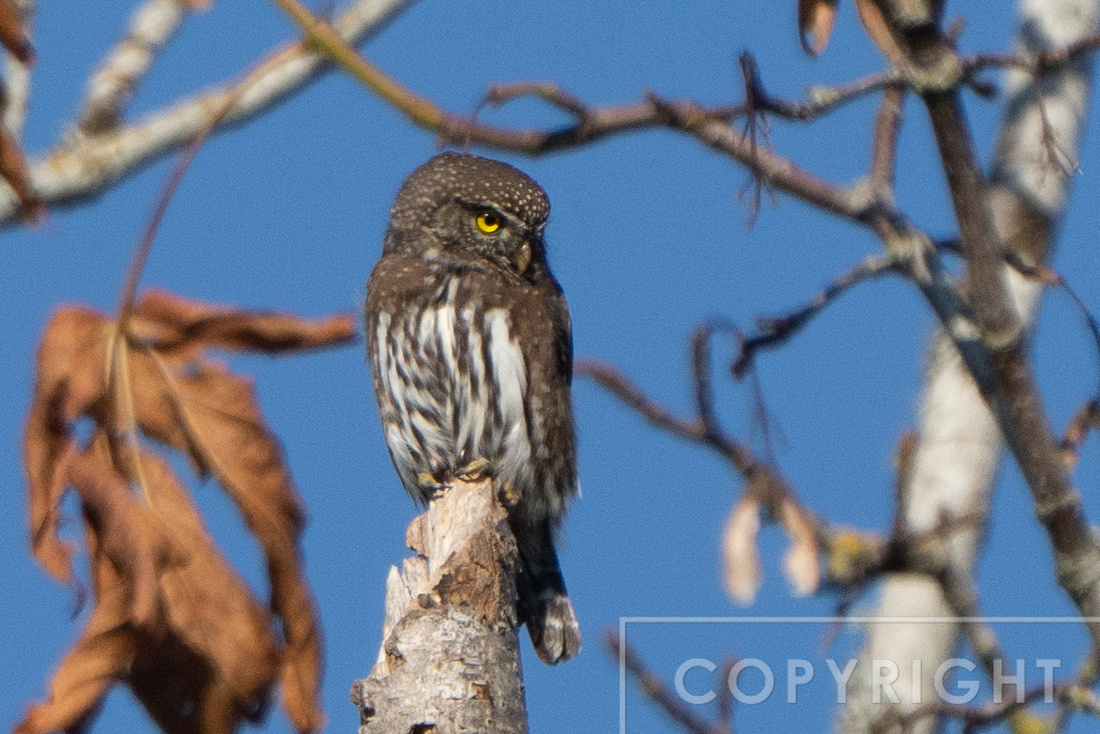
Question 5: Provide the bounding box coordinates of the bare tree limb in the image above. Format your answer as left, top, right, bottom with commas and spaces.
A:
914, 0, 1100, 649
350, 478, 529, 734
3, 0, 32, 140
605, 630, 727, 734
870, 86, 905, 194
77, 0, 191, 135
842, 1, 1100, 732
0, 0, 417, 227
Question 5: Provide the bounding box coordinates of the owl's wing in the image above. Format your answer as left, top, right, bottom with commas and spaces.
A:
545, 275, 573, 386
509, 274, 581, 663
510, 273, 577, 521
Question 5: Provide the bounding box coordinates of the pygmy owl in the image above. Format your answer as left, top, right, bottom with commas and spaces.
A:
365, 152, 580, 664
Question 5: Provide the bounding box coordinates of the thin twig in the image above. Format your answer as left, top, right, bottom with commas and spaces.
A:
733, 255, 900, 377
604, 630, 727, 734
938, 241, 1100, 401
481, 82, 590, 119
575, 360, 709, 444
742, 53, 900, 123
870, 86, 905, 193
1003, 254, 1100, 398
874, 681, 1082, 734
1033, 85, 1081, 177
737, 53, 771, 226
579, 328, 821, 598
967, 33, 1100, 75
577, 348, 757, 478
116, 39, 285, 326
652, 95, 864, 222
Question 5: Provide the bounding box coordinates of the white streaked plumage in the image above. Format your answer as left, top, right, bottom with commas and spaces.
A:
374, 283, 534, 505
485, 308, 533, 493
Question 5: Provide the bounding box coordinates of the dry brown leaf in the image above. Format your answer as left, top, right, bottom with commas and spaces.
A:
722, 495, 763, 604
126, 289, 348, 731
0, 126, 45, 223
798, 0, 839, 57
133, 287, 357, 355
25, 307, 110, 583
21, 444, 284, 734
131, 354, 325, 732
21, 290, 352, 734
14, 579, 136, 734
0, 0, 34, 64
777, 497, 821, 596
134, 450, 281, 734
855, 0, 906, 63
68, 449, 176, 626
20, 441, 283, 734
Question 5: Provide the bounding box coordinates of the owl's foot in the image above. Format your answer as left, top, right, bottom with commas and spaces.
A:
456, 457, 492, 483
525, 592, 582, 665
417, 471, 451, 499
496, 480, 521, 508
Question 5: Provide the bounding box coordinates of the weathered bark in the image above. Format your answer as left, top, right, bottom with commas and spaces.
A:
838, 1, 1099, 732
351, 478, 529, 734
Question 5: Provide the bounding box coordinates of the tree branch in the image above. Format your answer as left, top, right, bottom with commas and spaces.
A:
77, 0, 190, 135
842, 1, 1100, 731
604, 630, 727, 734
916, 26, 1100, 652
0, 0, 417, 228
350, 478, 529, 734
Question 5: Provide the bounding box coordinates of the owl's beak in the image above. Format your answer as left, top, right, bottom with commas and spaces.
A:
512, 242, 532, 274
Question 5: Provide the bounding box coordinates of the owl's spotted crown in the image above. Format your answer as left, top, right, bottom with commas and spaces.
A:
388, 152, 550, 231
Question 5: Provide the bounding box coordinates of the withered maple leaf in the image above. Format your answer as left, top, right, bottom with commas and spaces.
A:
0, 0, 34, 65
20, 288, 356, 734
798, 0, 838, 57
796, 0, 905, 63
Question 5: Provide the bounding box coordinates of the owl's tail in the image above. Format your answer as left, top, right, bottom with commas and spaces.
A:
513, 517, 581, 665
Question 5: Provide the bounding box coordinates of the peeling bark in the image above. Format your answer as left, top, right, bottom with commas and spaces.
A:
351, 479, 529, 734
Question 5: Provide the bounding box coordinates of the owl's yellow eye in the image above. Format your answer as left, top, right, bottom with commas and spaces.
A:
476, 211, 501, 234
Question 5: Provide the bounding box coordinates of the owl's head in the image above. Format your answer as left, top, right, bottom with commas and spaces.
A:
384, 153, 551, 277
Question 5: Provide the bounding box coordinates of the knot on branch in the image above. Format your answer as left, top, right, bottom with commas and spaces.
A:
1033, 485, 1084, 525
1054, 527, 1100, 606
905, 49, 965, 95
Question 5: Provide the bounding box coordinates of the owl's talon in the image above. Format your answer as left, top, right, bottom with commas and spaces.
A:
497, 480, 521, 508
417, 472, 451, 499
456, 458, 492, 483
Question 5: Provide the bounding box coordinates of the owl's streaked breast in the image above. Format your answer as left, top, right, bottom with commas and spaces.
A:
370, 276, 536, 506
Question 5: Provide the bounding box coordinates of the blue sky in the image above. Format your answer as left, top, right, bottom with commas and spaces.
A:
3, 2, 1100, 733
